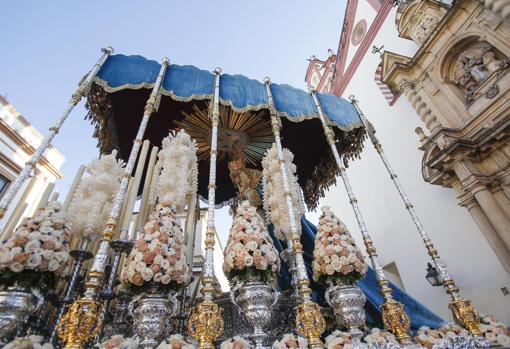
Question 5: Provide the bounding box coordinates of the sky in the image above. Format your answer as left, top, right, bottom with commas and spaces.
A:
0, 0, 346, 243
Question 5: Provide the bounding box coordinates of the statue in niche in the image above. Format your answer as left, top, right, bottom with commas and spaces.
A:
453, 42, 509, 97
412, 12, 441, 44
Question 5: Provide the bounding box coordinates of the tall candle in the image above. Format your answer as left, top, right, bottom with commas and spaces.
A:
135, 145, 158, 233
62, 165, 86, 212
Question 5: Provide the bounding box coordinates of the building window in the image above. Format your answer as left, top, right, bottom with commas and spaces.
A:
351, 20, 367, 46
0, 173, 10, 197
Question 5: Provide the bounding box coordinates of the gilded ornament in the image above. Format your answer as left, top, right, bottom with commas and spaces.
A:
449, 298, 481, 336
188, 300, 224, 349
57, 298, 102, 349
380, 299, 411, 344
295, 301, 326, 348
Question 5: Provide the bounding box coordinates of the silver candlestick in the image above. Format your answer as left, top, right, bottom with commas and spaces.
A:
49, 238, 93, 344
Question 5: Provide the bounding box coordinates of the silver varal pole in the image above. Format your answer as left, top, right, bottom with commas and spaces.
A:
56, 57, 170, 349
310, 89, 412, 344
187, 68, 224, 349
349, 96, 482, 336
0, 47, 113, 220
265, 78, 326, 349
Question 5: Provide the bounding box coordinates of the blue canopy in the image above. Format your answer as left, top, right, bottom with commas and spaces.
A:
94, 54, 362, 132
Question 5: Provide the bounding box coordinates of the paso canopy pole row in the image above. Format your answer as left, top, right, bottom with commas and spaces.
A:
187, 68, 225, 349
349, 96, 482, 336
0, 47, 113, 220
57, 57, 170, 349
310, 88, 412, 344
265, 78, 326, 349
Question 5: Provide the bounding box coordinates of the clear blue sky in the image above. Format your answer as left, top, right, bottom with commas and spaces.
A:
1, 1, 346, 240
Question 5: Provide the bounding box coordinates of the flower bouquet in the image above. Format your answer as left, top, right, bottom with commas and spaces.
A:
324, 330, 354, 349
362, 328, 399, 348
223, 201, 280, 284
120, 204, 189, 293
95, 334, 139, 349
261, 144, 305, 241
3, 335, 54, 349
220, 336, 254, 349
67, 151, 125, 242
156, 334, 197, 349
272, 334, 308, 349
479, 314, 510, 346
0, 200, 70, 292
312, 206, 367, 286
313, 206, 367, 338
414, 326, 448, 349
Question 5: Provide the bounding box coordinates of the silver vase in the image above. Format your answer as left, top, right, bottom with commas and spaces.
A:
0, 286, 44, 344
325, 284, 366, 343
129, 292, 177, 349
231, 281, 279, 349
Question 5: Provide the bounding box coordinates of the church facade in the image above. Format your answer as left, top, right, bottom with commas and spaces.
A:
305, 0, 510, 322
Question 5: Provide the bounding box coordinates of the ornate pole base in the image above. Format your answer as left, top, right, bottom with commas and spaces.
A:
449, 298, 481, 336
188, 300, 224, 349
295, 300, 326, 349
57, 297, 102, 349
380, 299, 411, 344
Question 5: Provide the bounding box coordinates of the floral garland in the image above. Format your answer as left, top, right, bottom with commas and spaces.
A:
156, 130, 198, 214
67, 151, 124, 240
272, 334, 308, 349
312, 206, 367, 286
120, 204, 189, 292
3, 335, 54, 349
262, 144, 305, 241
95, 334, 139, 349
220, 336, 253, 349
479, 314, 510, 346
324, 330, 353, 349
0, 201, 71, 292
156, 334, 197, 349
223, 201, 280, 283
362, 328, 399, 348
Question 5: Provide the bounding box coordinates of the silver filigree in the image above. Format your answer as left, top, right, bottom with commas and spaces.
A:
231, 282, 279, 349
325, 284, 366, 343
0, 286, 44, 344
129, 292, 177, 349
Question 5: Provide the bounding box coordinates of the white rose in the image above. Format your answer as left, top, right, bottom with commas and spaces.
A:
160, 259, 170, 270
161, 274, 171, 284
245, 256, 253, 267
11, 247, 22, 255
347, 253, 357, 263
26, 254, 42, 269
141, 267, 154, 281
48, 259, 59, 271
245, 241, 258, 251
134, 252, 143, 262
55, 251, 69, 263
497, 335, 510, 347
153, 272, 163, 282
126, 267, 136, 279
9, 262, 23, 273
0, 252, 13, 264
339, 256, 349, 266
135, 261, 146, 272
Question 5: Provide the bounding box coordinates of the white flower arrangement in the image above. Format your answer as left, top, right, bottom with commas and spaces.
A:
95, 334, 139, 349
480, 314, 510, 346
415, 326, 450, 349
156, 334, 197, 349
262, 144, 305, 241
156, 130, 198, 214
220, 336, 253, 349
363, 328, 399, 348
3, 335, 54, 349
312, 206, 367, 285
0, 201, 71, 289
67, 151, 124, 240
223, 201, 280, 283
324, 330, 354, 349
120, 204, 189, 290
272, 334, 308, 349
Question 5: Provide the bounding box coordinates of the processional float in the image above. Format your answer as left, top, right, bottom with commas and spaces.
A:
0, 48, 495, 349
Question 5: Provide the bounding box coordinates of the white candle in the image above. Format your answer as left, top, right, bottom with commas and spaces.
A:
135, 145, 158, 233
62, 165, 86, 212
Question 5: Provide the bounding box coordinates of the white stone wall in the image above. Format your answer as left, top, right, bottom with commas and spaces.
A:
0, 101, 65, 235
318, 5, 510, 323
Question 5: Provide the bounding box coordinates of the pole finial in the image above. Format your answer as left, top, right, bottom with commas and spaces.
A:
102, 46, 114, 54
308, 86, 316, 94
263, 77, 271, 84
214, 67, 222, 74
162, 57, 170, 65
348, 95, 357, 103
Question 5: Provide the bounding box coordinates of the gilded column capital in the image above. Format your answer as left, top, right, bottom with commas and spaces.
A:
398, 79, 415, 93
